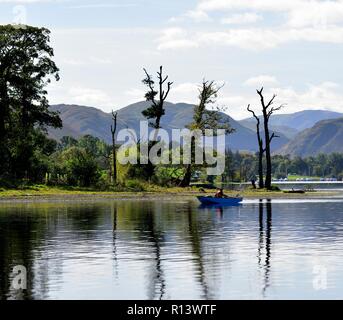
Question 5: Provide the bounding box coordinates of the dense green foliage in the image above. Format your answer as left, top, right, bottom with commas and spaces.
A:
272, 153, 343, 179
49, 135, 111, 187
223, 151, 343, 182
0, 25, 61, 182
180, 80, 234, 187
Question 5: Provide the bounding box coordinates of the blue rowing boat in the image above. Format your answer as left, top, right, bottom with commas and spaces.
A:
197, 196, 243, 206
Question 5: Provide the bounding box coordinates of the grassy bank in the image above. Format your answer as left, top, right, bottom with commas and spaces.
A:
286, 175, 321, 181
0, 184, 194, 197
0, 184, 338, 201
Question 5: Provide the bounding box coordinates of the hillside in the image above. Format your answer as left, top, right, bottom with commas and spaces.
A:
49, 102, 289, 152
240, 109, 343, 139
239, 120, 299, 140
277, 117, 343, 157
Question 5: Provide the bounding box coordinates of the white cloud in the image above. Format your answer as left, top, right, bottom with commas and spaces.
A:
158, 38, 198, 50
221, 13, 263, 25
157, 28, 198, 50
126, 82, 225, 106
217, 82, 343, 119
61, 58, 86, 66
195, 0, 343, 27
196, 0, 300, 12
157, 26, 343, 51
124, 88, 145, 104
0, 0, 59, 2
162, 0, 343, 51
125, 88, 145, 97
69, 3, 137, 10
185, 9, 211, 22
268, 82, 343, 112
217, 95, 252, 118
169, 82, 200, 104
198, 28, 283, 50
126, 83, 200, 105
169, 9, 211, 23
196, 0, 342, 15
90, 57, 112, 65
287, 1, 343, 27
244, 75, 279, 87
67, 86, 113, 109
61, 56, 112, 66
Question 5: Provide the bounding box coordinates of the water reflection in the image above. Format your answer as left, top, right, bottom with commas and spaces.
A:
145, 205, 165, 300
257, 200, 273, 296
112, 203, 118, 280
0, 211, 35, 300
1, 198, 343, 299
186, 203, 210, 299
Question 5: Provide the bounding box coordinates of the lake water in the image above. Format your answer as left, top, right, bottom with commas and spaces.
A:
1, 197, 343, 300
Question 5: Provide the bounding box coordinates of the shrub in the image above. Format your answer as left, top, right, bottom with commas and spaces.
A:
124, 180, 146, 191
60, 147, 100, 187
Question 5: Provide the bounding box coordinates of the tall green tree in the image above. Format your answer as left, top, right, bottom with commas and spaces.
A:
180, 80, 233, 187
0, 25, 61, 180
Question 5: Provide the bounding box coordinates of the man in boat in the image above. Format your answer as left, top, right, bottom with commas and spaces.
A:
215, 188, 227, 198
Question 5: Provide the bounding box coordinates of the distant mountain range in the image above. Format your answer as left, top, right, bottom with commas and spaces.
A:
277, 117, 343, 157
49, 102, 288, 152
239, 110, 343, 139
48, 102, 343, 156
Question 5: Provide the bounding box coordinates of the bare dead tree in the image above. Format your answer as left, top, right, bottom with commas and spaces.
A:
142, 66, 173, 138
256, 88, 283, 189
141, 66, 173, 179
111, 111, 117, 184
247, 104, 265, 188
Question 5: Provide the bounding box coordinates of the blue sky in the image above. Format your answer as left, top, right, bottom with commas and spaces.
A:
1, 0, 343, 119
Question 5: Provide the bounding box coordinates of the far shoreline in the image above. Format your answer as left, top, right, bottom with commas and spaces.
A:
0, 187, 341, 203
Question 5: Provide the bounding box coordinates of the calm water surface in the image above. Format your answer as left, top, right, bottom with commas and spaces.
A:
1, 198, 343, 300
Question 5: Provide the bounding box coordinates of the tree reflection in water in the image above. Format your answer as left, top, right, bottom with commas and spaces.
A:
112, 202, 119, 281
186, 203, 210, 300
257, 199, 273, 296
0, 199, 277, 299
146, 206, 166, 300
